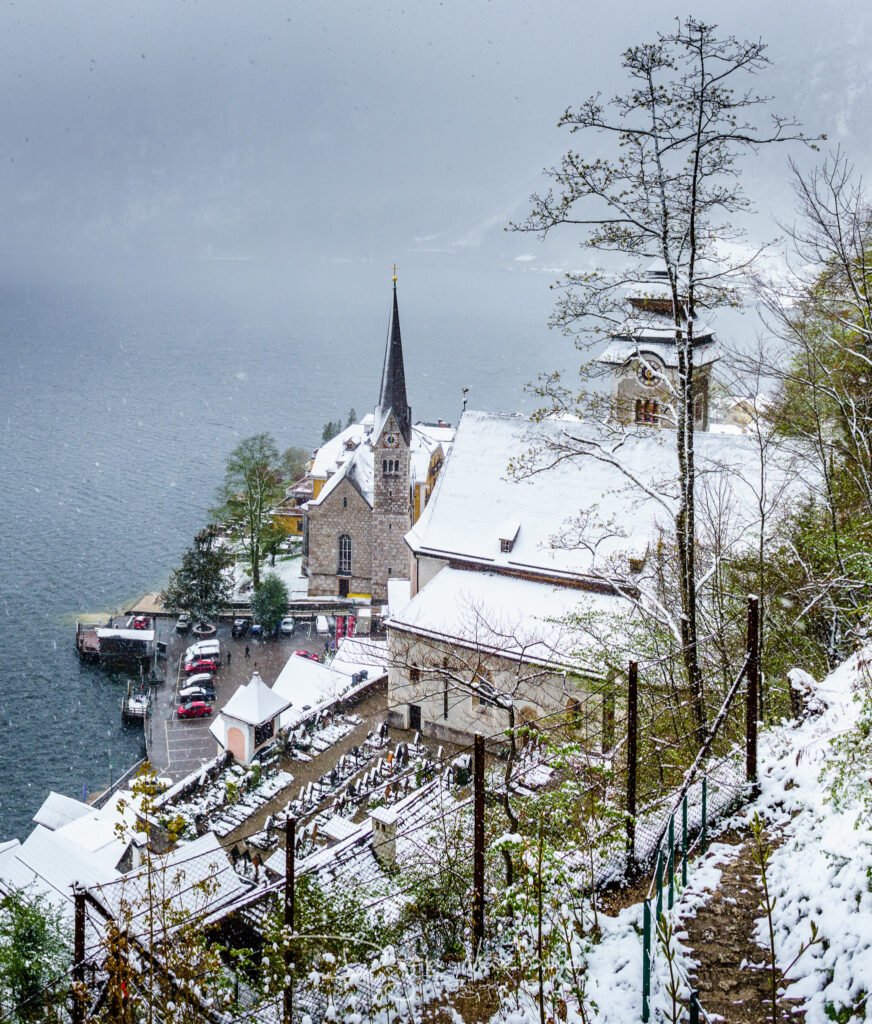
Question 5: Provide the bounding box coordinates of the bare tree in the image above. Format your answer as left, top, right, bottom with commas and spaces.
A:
512, 18, 815, 742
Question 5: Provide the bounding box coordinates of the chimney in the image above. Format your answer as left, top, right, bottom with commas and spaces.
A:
369, 805, 398, 868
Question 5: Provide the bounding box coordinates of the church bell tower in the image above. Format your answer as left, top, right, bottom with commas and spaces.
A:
371, 270, 413, 601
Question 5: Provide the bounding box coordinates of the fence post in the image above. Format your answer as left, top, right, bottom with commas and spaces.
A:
626, 661, 638, 876
681, 796, 688, 887
667, 823, 675, 911
72, 886, 86, 1024
472, 732, 486, 958
655, 850, 663, 920
746, 595, 760, 797
642, 899, 651, 1022
701, 777, 708, 852
284, 816, 296, 1024
689, 989, 701, 1024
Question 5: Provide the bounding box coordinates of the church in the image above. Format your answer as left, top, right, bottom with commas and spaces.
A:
302, 278, 454, 604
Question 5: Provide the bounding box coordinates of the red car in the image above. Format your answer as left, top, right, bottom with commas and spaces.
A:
293, 650, 320, 662
185, 658, 219, 674
132, 616, 150, 630
177, 701, 213, 719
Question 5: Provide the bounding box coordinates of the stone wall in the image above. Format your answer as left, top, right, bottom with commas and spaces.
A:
306, 476, 374, 598
385, 626, 607, 748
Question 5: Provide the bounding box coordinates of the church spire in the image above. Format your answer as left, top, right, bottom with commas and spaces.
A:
376, 269, 412, 443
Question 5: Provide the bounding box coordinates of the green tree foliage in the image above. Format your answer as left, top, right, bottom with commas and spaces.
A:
251, 572, 290, 635
320, 408, 358, 444
749, 156, 872, 669
0, 889, 70, 1023
160, 527, 233, 626
214, 433, 285, 589
279, 446, 311, 484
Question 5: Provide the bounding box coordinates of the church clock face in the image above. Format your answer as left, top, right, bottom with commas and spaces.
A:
384, 432, 399, 449
638, 361, 658, 386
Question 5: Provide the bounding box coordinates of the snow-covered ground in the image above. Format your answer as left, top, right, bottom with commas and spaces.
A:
503, 647, 872, 1024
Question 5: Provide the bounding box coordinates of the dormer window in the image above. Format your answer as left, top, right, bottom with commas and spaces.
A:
498, 518, 521, 554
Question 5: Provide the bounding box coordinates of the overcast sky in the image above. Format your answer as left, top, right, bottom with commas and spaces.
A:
0, 0, 869, 273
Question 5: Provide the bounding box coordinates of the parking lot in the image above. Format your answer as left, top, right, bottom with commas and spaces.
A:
145, 619, 327, 782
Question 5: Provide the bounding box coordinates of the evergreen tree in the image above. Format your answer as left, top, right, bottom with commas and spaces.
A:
251, 572, 290, 635
160, 527, 233, 625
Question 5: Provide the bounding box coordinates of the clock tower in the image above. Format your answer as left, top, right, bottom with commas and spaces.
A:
371, 273, 413, 602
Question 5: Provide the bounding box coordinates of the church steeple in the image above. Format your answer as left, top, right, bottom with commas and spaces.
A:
376, 272, 412, 444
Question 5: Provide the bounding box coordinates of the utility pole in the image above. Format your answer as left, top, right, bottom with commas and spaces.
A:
472, 733, 485, 957
626, 661, 639, 874
72, 886, 86, 1024
284, 817, 296, 1024
746, 595, 760, 796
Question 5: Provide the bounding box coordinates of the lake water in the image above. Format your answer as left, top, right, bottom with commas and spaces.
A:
0, 251, 559, 839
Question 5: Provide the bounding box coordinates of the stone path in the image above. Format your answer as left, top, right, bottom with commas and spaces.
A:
680, 827, 803, 1024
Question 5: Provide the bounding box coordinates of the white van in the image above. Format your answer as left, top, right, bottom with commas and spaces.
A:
316, 615, 330, 636
184, 640, 220, 663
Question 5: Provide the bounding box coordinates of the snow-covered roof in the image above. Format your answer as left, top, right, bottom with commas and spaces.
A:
387, 578, 412, 617
92, 832, 250, 933
389, 567, 624, 673
96, 627, 155, 642
272, 655, 350, 730
221, 671, 292, 727
311, 443, 375, 508
407, 410, 800, 580
410, 422, 454, 482
598, 330, 719, 369
309, 419, 454, 509
310, 419, 373, 480
32, 791, 92, 831
0, 825, 118, 909
329, 636, 389, 680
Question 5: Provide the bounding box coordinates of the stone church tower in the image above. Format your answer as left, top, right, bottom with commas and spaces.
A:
597, 263, 719, 430
370, 275, 413, 602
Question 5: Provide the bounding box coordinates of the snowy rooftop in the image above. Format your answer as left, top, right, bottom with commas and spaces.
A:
92, 832, 251, 935
389, 567, 624, 673
407, 410, 801, 579
272, 655, 352, 730
308, 419, 454, 510
32, 791, 93, 832
598, 332, 720, 369
329, 636, 389, 680
221, 671, 292, 727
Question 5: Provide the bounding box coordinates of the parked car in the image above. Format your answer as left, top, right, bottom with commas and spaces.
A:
249, 623, 264, 639
185, 640, 220, 659
292, 650, 320, 662
179, 685, 217, 704
185, 658, 219, 675
182, 672, 214, 689
175, 612, 191, 633
280, 616, 295, 635
315, 615, 329, 635
177, 701, 212, 719
132, 616, 150, 630
231, 618, 250, 638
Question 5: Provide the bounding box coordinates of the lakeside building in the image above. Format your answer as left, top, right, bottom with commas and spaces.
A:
301, 279, 454, 604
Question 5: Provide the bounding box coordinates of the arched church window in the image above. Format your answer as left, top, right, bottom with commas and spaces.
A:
338, 534, 352, 575
635, 399, 644, 424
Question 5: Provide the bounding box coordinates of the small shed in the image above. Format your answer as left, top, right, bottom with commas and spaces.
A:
215, 671, 292, 765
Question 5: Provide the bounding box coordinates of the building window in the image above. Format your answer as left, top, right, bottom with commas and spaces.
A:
410, 666, 421, 684
338, 534, 352, 575
343, 496, 348, 508
384, 459, 400, 476
635, 398, 659, 424
500, 538, 512, 553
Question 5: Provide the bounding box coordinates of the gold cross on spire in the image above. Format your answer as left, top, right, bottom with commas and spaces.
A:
391, 262, 398, 288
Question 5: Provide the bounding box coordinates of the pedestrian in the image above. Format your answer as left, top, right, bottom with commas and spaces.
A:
227, 650, 231, 666
244, 645, 250, 659
324, 638, 330, 654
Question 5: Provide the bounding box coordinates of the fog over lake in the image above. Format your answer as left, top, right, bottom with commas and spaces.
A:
0, 0, 869, 837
